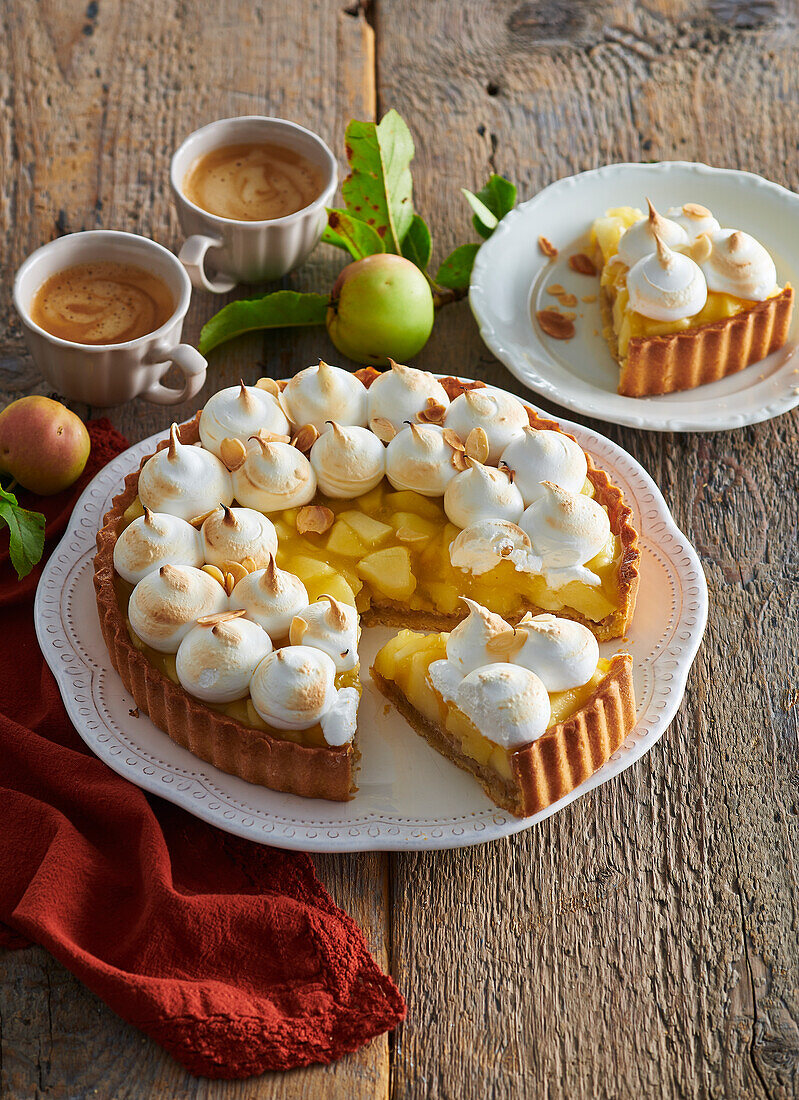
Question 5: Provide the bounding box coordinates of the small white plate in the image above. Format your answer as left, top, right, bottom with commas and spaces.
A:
35, 391, 707, 852
470, 161, 799, 432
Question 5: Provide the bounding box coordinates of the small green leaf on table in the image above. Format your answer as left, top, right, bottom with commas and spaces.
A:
435, 243, 481, 290
199, 291, 329, 356
463, 174, 517, 239
322, 209, 386, 261
401, 214, 433, 271
341, 109, 415, 254
0, 483, 46, 580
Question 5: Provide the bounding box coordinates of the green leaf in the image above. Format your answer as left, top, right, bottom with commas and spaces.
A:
400, 214, 432, 270
463, 174, 518, 239
322, 208, 386, 261
341, 109, 415, 253
199, 291, 328, 356
0, 484, 45, 580
435, 243, 481, 290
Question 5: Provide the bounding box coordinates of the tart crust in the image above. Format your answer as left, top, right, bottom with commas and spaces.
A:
94, 378, 639, 801
600, 283, 794, 398
371, 654, 635, 818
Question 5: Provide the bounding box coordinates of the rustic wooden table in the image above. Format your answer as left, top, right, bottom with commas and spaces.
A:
2, 2, 799, 1097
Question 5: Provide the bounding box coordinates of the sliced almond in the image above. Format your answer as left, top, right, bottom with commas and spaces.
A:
568, 253, 597, 276
561, 310, 577, 321
240, 556, 258, 574
255, 376, 281, 396
220, 560, 248, 587
369, 416, 397, 442
687, 232, 712, 264
547, 283, 566, 297
253, 429, 291, 444
442, 428, 465, 452
485, 629, 519, 659
418, 399, 447, 424
196, 608, 247, 627
465, 426, 490, 464
683, 202, 712, 217
559, 292, 578, 308
224, 572, 236, 596
581, 294, 598, 304
353, 366, 381, 389
538, 235, 558, 259
189, 508, 217, 528
452, 449, 470, 472
201, 564, 226, 587
395, 526, 429, 545
220, 436, 248, 471
296, 504, 334, 535
536, 309, 576, 340
291, 423, 319, 453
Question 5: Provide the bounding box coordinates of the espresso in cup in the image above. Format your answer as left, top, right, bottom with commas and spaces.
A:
182, 141, 325, 222
30, 261, 174, 345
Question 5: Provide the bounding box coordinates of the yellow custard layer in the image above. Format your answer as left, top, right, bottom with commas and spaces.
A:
122, 477, 623, 627
590, 206, 775, 359
373, 629, 611, 781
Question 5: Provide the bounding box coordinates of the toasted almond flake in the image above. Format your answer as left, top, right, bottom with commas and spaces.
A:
418, 400, 447, 424
201, 564, 226, 587
220, 436, 248, 471
395, 526, 429, 545
538, 235, 558, 258
687, 233, 712, 264
442, 428, 465, 451
683, 202, 712, 217
220, 560, 248, 586
559, 292, 578, 307
485, 630, 522, 659
561, 310, 577, 321
296, 504, 334, 535
465, 426, 490, 464
291, 423, 319, 452
568, 252, 597, 276
581, 294, 598, 303
452, 449, 470, 472
547, 283, 566, 297
241, 556, 258, 573
196, 608, 247, 627
224, 572, 236, 596
255, 376, 281, 396
369, 416, 397, 442
277, 379, 288, 391
440, 377, 485, 401
536, 309, 576, 340
189, 508, 217, 528
353, 366, 381, 389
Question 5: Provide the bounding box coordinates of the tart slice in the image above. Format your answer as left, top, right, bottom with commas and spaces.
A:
372, 599, 635, 817
590, 201, 794, 397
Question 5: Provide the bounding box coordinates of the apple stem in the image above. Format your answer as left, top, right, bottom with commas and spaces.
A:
432, 286, 468, 309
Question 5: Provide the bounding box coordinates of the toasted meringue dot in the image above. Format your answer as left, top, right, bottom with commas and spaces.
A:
199, 382, 290, 457
445, 598, 516, 674
289, 596, 359, 672
367, 360, 450, 433
234, 556, 309, 640
699, 228, 777, 300
666, 203, 720, 240
617, 198, 689, 267
280, 361, 368, 432
385, 423, 458, 496
113, 510, 203, 584
175, 616, 272, 703
443, 460, 524, 528
249, 645, 337, 730
231, 438, 316, 513
199, 505, 278, 569
626, 236, 707, 322
138, 424, 233, 521
128, 564, 228, 653
309, 422, 386, 498
518, 482, 611, 584
499, 428, 587, 507
444, 388, 528, 464
514, 613, 599, 692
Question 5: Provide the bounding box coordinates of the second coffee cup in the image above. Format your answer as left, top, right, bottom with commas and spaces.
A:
171, 116, 338, 293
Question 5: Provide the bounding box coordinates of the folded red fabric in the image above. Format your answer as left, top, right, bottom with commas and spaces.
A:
0, 419, 404, 1079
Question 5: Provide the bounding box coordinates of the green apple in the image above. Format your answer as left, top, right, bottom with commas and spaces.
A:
0, 396, 90, 495
326, 254, 435, 366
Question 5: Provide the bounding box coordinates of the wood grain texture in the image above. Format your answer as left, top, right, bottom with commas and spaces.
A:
2, 0, 799, 1097
377, 1, 799, 1097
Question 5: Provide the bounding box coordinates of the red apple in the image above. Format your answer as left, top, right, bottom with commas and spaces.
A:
0, 396, 90, 495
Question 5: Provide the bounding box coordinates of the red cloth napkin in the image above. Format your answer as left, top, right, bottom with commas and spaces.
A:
0, 419, 405, 1079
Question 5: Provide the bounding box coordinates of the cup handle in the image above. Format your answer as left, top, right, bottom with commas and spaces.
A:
178, 234, 236, 293
141, 344, 208, 405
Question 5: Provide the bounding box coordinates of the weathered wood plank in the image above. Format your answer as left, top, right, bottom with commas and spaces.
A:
0, 2, 388, 1098
378, 1, 799, 1097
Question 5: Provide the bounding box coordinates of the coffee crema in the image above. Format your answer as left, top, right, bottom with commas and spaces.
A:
182, 141, 324, 221
31, 261, 174, 345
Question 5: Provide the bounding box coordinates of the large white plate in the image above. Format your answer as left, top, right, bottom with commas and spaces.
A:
35, 392, 707, 852
470, 161, 799, 432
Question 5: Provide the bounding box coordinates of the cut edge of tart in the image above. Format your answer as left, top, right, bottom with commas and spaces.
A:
93, 373, 640, 810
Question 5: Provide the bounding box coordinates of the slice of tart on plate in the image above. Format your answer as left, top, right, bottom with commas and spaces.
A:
591, 200, 794, 396
372, 600, 635, 818
94, 360, 640, 809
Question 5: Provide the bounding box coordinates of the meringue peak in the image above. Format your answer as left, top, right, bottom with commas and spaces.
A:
159, 563, 189, 589
167, 423, 181, 460
654, 233, 674, 270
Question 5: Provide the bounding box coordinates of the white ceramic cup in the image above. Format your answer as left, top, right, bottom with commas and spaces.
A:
13, 231, 207, 407
171, 116, 338, 293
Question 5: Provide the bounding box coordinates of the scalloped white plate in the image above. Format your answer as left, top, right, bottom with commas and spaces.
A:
470, 161, 799, 432
35, 390, 707, 851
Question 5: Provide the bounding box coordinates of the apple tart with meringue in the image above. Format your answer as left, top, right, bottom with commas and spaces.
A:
591, 200, 794, 396
94, 359, 639, 811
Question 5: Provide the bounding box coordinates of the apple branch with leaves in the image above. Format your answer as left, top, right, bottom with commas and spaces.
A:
0, 482, 45, 580
198, 110, 517, 358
